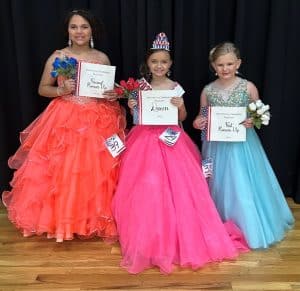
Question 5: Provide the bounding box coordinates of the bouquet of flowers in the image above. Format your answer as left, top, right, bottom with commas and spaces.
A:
50, 56, 78, 79
247, 99, 271, 129
114, 77, 139, 99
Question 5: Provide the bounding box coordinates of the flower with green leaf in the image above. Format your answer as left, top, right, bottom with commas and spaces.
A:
247, 99, 271, 129
50, 56, 78, 79
114, 78, 140, 99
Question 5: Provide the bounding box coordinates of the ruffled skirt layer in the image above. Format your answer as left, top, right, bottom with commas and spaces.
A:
3, 96, 126, 242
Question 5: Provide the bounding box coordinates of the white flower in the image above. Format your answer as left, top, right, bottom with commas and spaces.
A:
247, 99, 271, 129
257, 109, 263, 115
261, 114, 270, 121
257, 105, 270, 115
255, 99, 263, 108
262, 119, 270, 125
248, 102, 257, 111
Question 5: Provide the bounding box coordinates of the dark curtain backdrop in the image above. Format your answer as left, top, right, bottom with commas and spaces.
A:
1, 0, 300, 202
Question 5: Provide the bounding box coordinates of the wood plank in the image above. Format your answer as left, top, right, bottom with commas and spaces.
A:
0, 198, 299, 290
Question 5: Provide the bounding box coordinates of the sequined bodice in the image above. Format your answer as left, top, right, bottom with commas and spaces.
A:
57, 76, 99, 105
205, 78, 250, 107
55, 52, 105, 105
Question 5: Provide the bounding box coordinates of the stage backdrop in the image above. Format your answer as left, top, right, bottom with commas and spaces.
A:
1, 0, 300, 202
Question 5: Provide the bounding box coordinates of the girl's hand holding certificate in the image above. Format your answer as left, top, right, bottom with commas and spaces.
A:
102, 89, 118, 101
170, 96, 184, 108
193, 115, 207, 130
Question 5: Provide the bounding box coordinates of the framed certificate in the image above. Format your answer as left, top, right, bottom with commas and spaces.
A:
75, 61, 116, 98
207, 106, 247, 142
139, 90, 178, 125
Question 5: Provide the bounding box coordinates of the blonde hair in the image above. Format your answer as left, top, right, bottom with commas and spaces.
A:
209, 42, 240, 63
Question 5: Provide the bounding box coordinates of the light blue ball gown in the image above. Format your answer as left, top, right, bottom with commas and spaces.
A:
202, 77, 294, 249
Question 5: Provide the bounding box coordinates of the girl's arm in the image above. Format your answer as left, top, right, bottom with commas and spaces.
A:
171, 97, 187, 122
247, 81, 260, 102
128, 98, 137, 115
38, 52, 75, 98
193, 89, 208, 130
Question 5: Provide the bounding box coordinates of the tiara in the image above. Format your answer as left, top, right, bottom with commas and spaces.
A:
151, 32, 170, 51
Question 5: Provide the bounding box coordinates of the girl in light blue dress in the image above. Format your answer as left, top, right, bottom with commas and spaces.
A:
193, 42, 294, 249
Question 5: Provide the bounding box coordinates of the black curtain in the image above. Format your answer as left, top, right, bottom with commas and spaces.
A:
1, 0, 300, 202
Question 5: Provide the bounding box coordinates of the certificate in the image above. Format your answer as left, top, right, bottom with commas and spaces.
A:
75, 61, 116, 98
207, 106, 246, 142
139, 90, 178, 125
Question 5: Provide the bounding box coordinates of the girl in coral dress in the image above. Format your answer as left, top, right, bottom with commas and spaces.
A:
112, 33, 249, 274
2, 10, 126, 242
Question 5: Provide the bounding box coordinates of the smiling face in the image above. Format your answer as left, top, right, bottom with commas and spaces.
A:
147, 50, 172, 78
212, 52, 241, 81
68, 14, 92, 47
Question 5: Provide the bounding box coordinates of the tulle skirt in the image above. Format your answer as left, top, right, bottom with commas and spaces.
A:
202, 128, 294, 248
2, 96, 126, 242
112, 125, 249, 274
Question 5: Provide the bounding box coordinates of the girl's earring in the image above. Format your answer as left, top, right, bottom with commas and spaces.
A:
167, 70, 171, 77
90, 36, 94, 49
146, 72, 152, 80
68, 39, 72, 47
215, 72, 218, 76
235, 70, 239, 75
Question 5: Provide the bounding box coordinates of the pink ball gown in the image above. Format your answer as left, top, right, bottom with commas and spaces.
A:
112, 79, 249, 274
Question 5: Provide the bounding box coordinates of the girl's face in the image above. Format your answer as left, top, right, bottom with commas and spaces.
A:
68, 15, 92, 47
147, 50, 172, 78
212, 52, 241, 81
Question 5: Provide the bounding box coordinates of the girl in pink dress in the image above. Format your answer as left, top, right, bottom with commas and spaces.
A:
112, 33, 249, 274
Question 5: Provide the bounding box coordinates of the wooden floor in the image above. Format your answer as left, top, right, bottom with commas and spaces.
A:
0, 199, 299, 291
